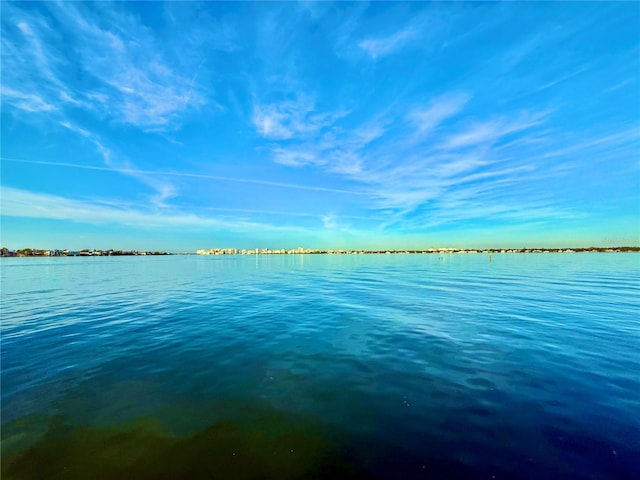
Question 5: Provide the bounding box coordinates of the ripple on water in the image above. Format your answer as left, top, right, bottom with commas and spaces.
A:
1, 254, 639, 479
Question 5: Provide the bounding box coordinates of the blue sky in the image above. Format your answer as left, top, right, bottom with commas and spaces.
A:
1, 1, 639, 251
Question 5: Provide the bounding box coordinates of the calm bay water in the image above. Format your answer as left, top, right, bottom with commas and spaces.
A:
1, 253, 639, 479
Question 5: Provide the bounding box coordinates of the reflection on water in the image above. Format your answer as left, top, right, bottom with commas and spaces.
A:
1, 254, 639, 479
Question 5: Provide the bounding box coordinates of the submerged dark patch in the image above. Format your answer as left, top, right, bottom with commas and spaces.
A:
2, 413, 368, 480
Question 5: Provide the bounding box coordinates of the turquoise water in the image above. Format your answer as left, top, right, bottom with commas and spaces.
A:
2, 253, 639, 479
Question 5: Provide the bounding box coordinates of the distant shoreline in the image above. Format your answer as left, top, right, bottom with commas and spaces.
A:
2, 246, 639, 257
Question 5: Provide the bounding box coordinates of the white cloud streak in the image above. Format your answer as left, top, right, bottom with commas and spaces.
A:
253, 95, 348, 141
439, 112, 547, 150
0, 157, 366, 196
359, 27, 415, 59
45, 118, 179, 208
2, 2, 208, 131
250, 86, 580, 229
1, 87, 57, 112
408, 93, 470, 138
0, 186, 309, 233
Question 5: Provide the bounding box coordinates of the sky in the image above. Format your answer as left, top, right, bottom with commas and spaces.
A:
1, 1, 639, 252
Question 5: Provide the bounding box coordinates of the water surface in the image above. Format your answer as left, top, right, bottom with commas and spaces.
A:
2, 253, 639, 479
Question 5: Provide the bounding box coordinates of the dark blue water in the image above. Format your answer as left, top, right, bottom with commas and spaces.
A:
2, 254, 639, 479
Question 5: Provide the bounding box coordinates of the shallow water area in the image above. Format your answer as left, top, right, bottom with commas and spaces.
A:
2, 253, 639, 479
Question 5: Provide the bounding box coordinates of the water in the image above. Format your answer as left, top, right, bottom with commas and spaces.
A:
1, 253, 639, 479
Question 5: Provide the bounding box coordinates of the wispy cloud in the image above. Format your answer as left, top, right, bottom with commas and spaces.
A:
0, 186, 309, 233
532, 126, 640, 161
2, 87, 57, 113
359, 27, 415, 59
45, 119, 179, 208
1, 7, 86, 113
408, 93, 470, 138
439, 112, 548, 150
1, 2, 209, 131
604, 77, 636, 93
61, 3, 208, 130
252, 85, 573, 230
59, 120, 91, 138
270, 147, 324, 167
14, 19, 65, 89
1, 157, 366, 196
533, 62, 592, 93
253, 95, 348, 140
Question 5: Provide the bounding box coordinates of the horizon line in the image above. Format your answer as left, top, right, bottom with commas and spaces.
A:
3, 246, 639, 255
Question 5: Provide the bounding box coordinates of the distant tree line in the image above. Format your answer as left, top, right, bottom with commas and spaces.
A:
1, 248, 170, 257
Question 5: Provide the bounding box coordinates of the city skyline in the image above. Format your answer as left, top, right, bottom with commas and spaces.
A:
3, 245, 638, 257
2, 2, 639, 251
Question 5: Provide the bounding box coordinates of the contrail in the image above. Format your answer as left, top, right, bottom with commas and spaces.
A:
1, 156, 366, 196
